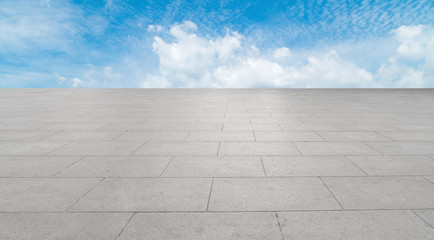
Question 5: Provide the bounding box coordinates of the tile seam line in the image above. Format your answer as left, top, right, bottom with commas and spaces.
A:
206, 178, 214, 211
275, 212, 285, 240
115, 212, 136, 240
65, 177, 105, 212
411, 210, 434, 229
159, 156, 175, 177
319, 177, 345, 210
52, 155, 87, 177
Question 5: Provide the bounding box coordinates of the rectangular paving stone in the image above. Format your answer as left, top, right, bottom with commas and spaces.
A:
43, 131, 123, 141
186, 131, 255, 141
162, 156, 264, 177
0, 178, 101, 211
322, 176, 434, 209
334, 123, 399, 131
208, 178, 341, 211
262, 156, 366, 176
135, 142, 219, 155
41, 123, 107, 131
162, 123, 222, 131
58, 156, 171, 177
223, 123, 282, 131
100, 123, 166, 131
280, 123, 341, 131
49, 141, 144, 155
0, 156, 82, 177
254, 131, 323, 141
294, 142, 380, 155
0, 141, 68, 155
379, 131, 434, 141
219, 142, 300, 155
70, 178, 212, 211
366, 142, 434, 155
0, 213, 131, 240
278, 210, 434, 240
114, 131, 188, 141
0, 131, 58, 141
117, 212, 282, 240
349, 156, 434, 175
318, 131, 391, 141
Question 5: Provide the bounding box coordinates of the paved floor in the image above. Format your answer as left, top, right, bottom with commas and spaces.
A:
1, 89, 434, 239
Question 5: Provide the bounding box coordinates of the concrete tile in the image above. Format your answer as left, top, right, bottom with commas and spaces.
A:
118, 212, 282, 240
162, 156, 264, 177
186, 131, 255, 141
0, 178, 101, 211
349, 156, 434, 175
280, 123, 341, 131
198, 117, 250, 123
0, 123, 48, 130
0, 141, 68, 155
414, 210, 434, 227
295, 142, 380, 155
114, 131, 188, 141
318, 131, 391, 141
0, 156, 81, 177
135, 142, 219, 155
254, 131, 323, 141
100, 123, 166, 130
208, 178, 341, 211
70, 178, 211, 211
390, 124, 434, 131
58, 156, 171, 177
41, 123, 107, 131
262, 156, 366, 176
162, 123, 222, 131
334, 123, 399, 131
0, 213, 131, 240
43, 131, 123, 141
0, 131, 58, 141
366, 142, 434, 155
323, 176, 434, 209
49, 141, 144, 155
250, 117, 301, 124
379, 132, 434, 141
223, 123, 282, 131
219, 142, 300, 155
279, 210, 434, 240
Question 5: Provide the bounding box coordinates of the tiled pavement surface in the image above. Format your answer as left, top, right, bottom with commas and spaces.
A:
1, 89, 434, 239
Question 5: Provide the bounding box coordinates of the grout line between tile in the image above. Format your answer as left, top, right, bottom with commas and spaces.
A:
259, 155, 267, 177
159, 156, 175, 177
412, 210, 434, 229
319, 177, 345, 210
65, 177, 105, 212
52, 155, 87, 177
115, 212, 136, 240
206, 178, 214, 211
275, 212, 285, 240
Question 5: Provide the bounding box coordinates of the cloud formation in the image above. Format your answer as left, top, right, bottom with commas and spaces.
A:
143, 21, 433, 88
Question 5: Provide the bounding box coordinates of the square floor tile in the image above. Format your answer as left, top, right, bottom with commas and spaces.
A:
70, 178, 212, 211
117, 212, 282, 240
322, 176, 434, 209
162, 156, 264, 177
279, 210, 434, 240
0, 178, 101, 211
208, 178, 341, 211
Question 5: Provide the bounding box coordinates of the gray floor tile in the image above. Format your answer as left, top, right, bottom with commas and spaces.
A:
0, 178, 101, 211
162, 156, 264, 177
208, 178, 341, 211
378, 132, 434, 141
118, 212, 282, 240
114, 131, 188, 141
100, 123, 166, 130
0, 156, 81, 177
318, 131, 391, 141
280, 123, 341, 131
414, 210, 434, 227
135, 142, 219, 155
262, 156, 366, 176
0, 213, 131, 240
219, 142, 300, 155
334, 123, 399, 131
70, 178, 212, 211
323, 176, 434, 209
186, 131, 255, 141
254, 131, 323, 141
0, 131, 58, 141
43, 131, 123, 141
349, 156, 434, 175
40, 123, 107, 131
279, 210, 434, 240
162, 123, 222, 131
49, 141, 144, 155
58, 156, 171, 177
223, 123, 282, 131
294, 142, 380, 155
0, 141, 68, 155
366, 142, 434, 155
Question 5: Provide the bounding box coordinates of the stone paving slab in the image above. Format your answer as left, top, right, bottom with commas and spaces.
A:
1, 89, 434, 239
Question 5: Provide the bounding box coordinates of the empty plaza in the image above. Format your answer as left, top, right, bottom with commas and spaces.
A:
1, 89, 434, 239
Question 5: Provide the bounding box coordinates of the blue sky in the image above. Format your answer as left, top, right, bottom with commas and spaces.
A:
1, 0, 433, 88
